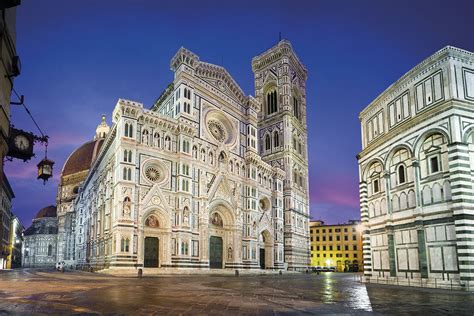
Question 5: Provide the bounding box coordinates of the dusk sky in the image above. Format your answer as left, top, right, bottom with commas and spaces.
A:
7, 0, 474, 228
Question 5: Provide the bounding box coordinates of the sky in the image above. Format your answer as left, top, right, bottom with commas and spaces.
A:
6, 0, 474, 227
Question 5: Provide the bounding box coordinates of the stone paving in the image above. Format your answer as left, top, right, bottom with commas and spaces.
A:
0, 269, 473, 315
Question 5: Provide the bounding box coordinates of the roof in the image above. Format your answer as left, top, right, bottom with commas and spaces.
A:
62, 139, 104, 177
34, 205, 57, 219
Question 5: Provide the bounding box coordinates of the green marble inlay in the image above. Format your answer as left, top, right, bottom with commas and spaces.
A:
417, 229, 428, 278
388, 234, 396, 277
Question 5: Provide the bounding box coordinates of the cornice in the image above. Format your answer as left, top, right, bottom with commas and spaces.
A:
359, 46, 474, 121
252, 40, 307, 80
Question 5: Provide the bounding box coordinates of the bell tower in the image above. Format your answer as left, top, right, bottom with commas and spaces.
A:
252, 40, 310, 270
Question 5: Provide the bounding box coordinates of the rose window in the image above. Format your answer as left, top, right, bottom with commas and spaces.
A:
207, 120, 226, 142
145, 166, 161, 182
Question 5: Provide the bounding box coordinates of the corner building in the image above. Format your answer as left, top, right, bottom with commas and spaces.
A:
358, 46, 474, 287
74, 40, 310, 271
309, 220, 363, 272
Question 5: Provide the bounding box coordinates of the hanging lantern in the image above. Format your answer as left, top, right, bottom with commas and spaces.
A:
37, 143, 54, 183
37, 158, 54, 183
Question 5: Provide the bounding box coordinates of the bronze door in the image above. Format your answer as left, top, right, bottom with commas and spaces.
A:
260, 248, 265, 269
144, 237, 159, 267
209, 236, 223, 269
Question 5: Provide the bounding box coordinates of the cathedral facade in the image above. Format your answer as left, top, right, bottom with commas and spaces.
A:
71, 40, 310, 271
358, 46, 474, 287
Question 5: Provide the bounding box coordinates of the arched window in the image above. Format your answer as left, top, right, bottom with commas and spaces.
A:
293, 96, 300, 119
273, 132, 279, 148
124, 122, 133, 138
182, 140, 190, 153
47, 244, 52, 256
123, 167, 131, 181
265, 134, 271, 151
398, 165, 406, 184
201, 149, 206, 162
128, 151, 132, 162
123, 149, 129, 162
266, 89, 278, 115
120, 237, 130, 252
230, 160, 234, 172
192, 146, 198, 159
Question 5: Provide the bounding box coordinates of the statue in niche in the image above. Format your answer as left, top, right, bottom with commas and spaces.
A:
145, 215, 159, 227
123, 197, 131, 217
228, 246, 233, 260
210, 212, 223, 227
183, 207, 189, 224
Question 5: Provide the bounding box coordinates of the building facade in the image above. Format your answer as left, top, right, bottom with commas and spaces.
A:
0, 2, 20, 223
72, 40, 310, 271
0, 174, 14, 269
309, 220, 363, 272
8, 215, 23, 268
22, 206, 58, 268
56, 116, 108, 266
358, 46, 474, 286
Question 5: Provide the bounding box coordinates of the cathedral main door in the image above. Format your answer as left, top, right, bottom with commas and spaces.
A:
144, 237, 159, 267
209, 236, 223, 269
260, 248, 265, 269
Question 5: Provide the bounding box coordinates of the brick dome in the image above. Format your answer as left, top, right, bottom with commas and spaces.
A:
62, 139, 104, 177
34, 205, 57, 219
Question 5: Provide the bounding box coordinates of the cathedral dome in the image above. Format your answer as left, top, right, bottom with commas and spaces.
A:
34, 205, 57, 219
61, 139, 104, 177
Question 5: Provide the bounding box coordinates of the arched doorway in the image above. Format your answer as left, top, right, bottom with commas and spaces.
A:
207, 202, 237, 269
144, 215, 160, 267
141, 209, 171, 269
259, 230, 273, 269
209, 212, 224, 269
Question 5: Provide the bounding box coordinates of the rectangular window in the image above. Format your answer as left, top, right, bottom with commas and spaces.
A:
373, 179, 380, 193
429, 156, 440, 174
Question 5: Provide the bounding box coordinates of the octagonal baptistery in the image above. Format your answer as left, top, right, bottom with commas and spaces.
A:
22, 206, 58, 268
73, 40, 311, 273
358, 46, 474, 289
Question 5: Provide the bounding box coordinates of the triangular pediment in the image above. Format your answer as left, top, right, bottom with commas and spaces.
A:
196, 62, 247, 103
141, 183, 171, 211
208, 174, 237, 208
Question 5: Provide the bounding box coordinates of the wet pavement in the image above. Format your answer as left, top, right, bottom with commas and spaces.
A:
0, 269, 473, 315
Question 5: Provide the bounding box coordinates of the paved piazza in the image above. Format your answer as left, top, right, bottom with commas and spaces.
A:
0, 270, 473, 315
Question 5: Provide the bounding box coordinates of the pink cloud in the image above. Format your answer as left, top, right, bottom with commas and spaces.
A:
308, 172, 360, 209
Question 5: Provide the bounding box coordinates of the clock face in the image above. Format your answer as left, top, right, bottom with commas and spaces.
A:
14, 135, 30, 151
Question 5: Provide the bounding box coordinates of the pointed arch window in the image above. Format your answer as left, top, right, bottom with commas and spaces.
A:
124, 122, 133, 138
120, 237, 130, 252
266, 89, 278, 115
265, 134, 271, 151
47, 244, 53, 256
293, 96, 300, 119
273, 131, 279, 148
